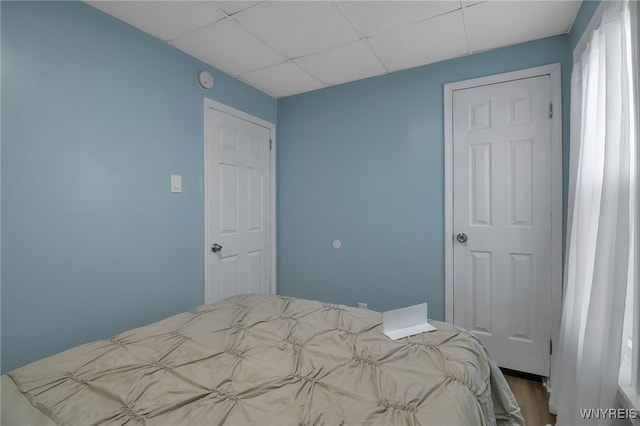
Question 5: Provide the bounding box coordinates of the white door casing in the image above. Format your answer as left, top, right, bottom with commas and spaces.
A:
444, 65, 563, 377
204, 99, 276, 304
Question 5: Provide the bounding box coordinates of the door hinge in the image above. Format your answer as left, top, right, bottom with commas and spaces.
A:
269, 139, 272, 151
550, 339, 553, 355
549, 102, 553, 118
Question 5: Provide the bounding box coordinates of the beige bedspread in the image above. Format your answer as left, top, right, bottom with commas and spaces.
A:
5, 294, 523, 425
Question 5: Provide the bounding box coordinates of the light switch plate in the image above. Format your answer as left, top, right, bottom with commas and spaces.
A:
170, 174, 182, 193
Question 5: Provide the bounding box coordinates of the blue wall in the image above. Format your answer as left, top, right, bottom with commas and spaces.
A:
1, 1, 276, 373
1, 0, 601, 374
570, 0, 601, 50
276, 36, 573, 319
275, 0, 602, 319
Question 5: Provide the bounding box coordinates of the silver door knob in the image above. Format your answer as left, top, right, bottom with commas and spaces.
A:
211, 243, 223, 253
456, 233, 468, 243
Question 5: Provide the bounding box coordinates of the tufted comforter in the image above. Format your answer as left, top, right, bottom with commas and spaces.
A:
5, 294, 523, 425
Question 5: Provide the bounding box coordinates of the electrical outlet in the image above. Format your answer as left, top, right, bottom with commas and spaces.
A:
358, 302, 367, 309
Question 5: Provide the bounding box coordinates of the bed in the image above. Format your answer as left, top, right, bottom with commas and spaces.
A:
1, 294, 523, 425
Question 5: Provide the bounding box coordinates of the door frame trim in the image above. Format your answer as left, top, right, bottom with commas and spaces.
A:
203, 98, 277, 304
443, 63, 562, 377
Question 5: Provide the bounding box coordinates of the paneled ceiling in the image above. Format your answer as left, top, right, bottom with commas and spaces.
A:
87, 1, 582, 98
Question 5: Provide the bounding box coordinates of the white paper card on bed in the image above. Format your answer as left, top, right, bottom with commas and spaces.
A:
382, 303, 437, 340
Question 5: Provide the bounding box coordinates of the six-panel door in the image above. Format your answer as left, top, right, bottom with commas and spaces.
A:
205, 107, 271, 304
452, 75, 552, 375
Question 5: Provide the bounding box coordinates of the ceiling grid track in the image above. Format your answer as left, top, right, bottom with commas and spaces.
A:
87, 0, 583, 98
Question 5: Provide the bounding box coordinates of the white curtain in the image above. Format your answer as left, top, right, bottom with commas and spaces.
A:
550, 1, 637, 424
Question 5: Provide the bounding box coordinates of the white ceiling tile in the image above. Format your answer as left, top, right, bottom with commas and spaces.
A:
368, 11, 468, 72
88, 1, 226, 42
234, 1, 360, 58
214, 1, 261, 16
170, 19, 284, 76
295, 41, 386, 86
464, 1, 581, 53
339, 1, 461, 37
240, 62, 324, 98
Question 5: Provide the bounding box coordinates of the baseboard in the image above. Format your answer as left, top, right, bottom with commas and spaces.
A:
500, 367, 545, 383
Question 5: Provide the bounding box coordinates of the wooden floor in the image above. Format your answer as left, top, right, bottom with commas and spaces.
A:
504, 373, 556, 426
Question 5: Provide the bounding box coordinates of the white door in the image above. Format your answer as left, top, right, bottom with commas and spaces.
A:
452, 76, 552, 376
204, 103, 272, 304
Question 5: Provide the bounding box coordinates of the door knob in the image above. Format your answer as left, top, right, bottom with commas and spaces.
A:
456, 233, 468, 244
211, 243, 223, 253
